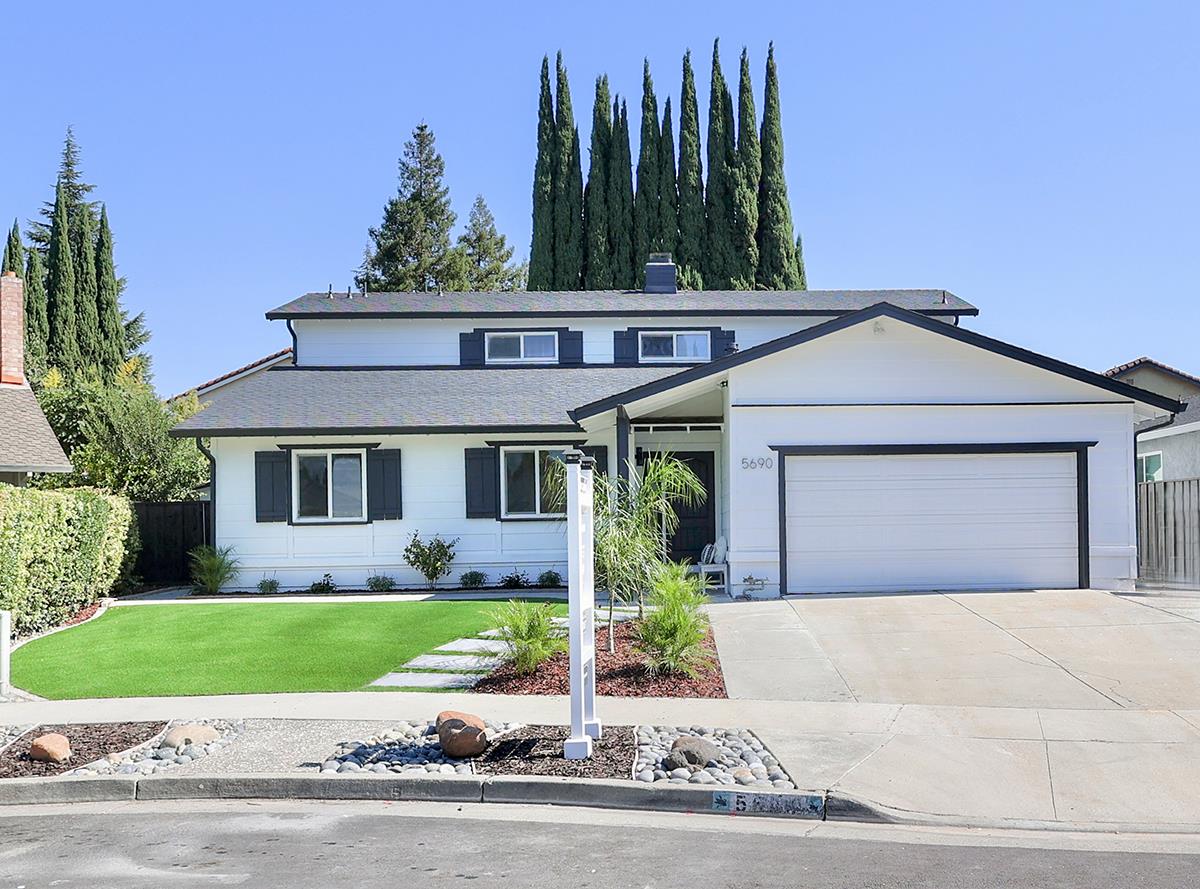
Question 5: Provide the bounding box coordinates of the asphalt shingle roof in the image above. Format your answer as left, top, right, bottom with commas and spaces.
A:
0, 385, 72, 472
266, 289, 976, 319
172, 366, 681, 436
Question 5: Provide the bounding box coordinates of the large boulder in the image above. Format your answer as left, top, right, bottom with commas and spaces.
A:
29, 733, 72, 763
435, 711, 486, 732
161, 724, 220, 749
436, 710, 488, 758
671, 735, 719, 767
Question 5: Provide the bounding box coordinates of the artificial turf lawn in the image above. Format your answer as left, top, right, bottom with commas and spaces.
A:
11, 601, 544, 700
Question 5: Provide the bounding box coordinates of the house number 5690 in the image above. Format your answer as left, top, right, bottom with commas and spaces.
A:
740, 457, 774, 470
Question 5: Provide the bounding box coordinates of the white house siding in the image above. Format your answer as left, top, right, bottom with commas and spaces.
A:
210, 431, 614, 590
722, 318, 1138, 594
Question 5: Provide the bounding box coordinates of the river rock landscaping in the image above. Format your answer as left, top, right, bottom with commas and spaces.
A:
319, 718, 522, 775
0, 722, 166, 779
634, 726, 795, 789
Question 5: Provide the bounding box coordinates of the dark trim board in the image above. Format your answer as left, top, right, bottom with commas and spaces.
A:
268, 308, 979, 320
769, 442, 1098, 594
196, 438, 215, 545
171, 423, 584, 438
274, 442, 382, 451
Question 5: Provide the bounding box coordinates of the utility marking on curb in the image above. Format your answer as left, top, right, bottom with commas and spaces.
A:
711, 790, 824, 819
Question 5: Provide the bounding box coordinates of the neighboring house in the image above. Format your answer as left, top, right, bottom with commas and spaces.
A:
0, 271, 71, 486
172, 255, 1182, 595
176, 347, 294, 405
1105, 358, 1200, 482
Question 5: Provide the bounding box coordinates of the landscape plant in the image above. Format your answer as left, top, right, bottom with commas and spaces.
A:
459, 570, 488, 589
499, 569, 530, 589
489, 599, 566, 675
309, 573, 337, 595
366, 573, 396, 592
632, 562, 714, 677
189, 545, 240, 595
403, 533, 458, 589
536, 568, 563, 588
256, 576, 280, 595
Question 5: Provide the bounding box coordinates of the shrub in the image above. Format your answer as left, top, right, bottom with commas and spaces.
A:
489, 599, 566, 675
257, 575, 280, 595
536, 569, 563, 588
0, 484, 139, 636
459, 570, 488, 589
189, 545, 241, 595
309, 573, 337, 595
366, 573, 396, 592
498, 569, 529, 589
632, 562, 714, 677
403, 533, 458, 589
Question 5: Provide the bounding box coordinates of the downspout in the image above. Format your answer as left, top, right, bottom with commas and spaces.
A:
196, 438, 216, 546
1131, 410, 1177, 582
616, 405, 631, 482
286, 320, 299, 364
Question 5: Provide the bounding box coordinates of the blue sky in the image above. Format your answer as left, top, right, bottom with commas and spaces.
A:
3, 1, 1197, 397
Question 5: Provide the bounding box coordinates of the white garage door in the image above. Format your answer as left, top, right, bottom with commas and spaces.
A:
783, 452, 1080, 593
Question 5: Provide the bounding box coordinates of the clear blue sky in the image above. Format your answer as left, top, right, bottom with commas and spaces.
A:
3, 1, 1197, 398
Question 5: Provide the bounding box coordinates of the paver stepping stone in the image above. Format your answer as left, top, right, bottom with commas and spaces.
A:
369, 672, 482, 689
435, 637, 509, 654
404, 653, 502, 671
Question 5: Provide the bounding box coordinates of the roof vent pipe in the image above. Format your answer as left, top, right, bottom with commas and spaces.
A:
643, 253, 677, 294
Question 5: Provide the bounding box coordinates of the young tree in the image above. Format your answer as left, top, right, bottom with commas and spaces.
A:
95, 206, 126, 374
756, 43, 802, 289
655, 97, 679, 257
46, 180, 80, 372
458, 195, 524, 291
704, 40, 737, 289
552, 53, 584, 289
23, 249, 49, 378
632, 60, 660, 285
676, 51, 705, 290
357, 123, 466, 293
607, 98, 636, 288
527, 56, 556, 290
71, 203, 101, 369
731, 47, 761, 289
582, 75, 613, 289
2, 220, 21, 274
795, 233, 808, 290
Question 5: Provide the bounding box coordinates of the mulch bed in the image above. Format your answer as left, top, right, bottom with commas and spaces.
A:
473, 620, 727, 698
63, 601, 103, 627
474, 724, 635, 778
0, 722, 166, 779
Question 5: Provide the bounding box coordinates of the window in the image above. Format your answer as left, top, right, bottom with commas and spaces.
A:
292, 449, 367, 522
638, 330, 710, 362
500, 447, 565, 518
486, 331, 558, 363
1137, 451, 1163, 484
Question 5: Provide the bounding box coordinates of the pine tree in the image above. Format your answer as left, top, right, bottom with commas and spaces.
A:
457, 195, 524, 291
23, 249, 49, 378
71, 200, 101, 369
31, 127, 97, 251
704, 40, 737, 289
357, 123, 466, 293
731, 47, 761, 289
655, 97, 679, 258
2, 220, 21, 273
551, 52, 584, 289
632, 60, 660, 285
795, 233, 807, 290
607, 98, 636, 289
95, 205, 126, 375
527, 56, 556, 290
756, 43, 801, 289
583, 76, 613, 289
676, 51, 705, 290
46, 180, 80, 372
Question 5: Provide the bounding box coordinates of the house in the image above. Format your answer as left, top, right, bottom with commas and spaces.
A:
1105, 358, 1199, 482
174, 347, 294, 405
172, 256, 1183, 595
0, 271, 71, 486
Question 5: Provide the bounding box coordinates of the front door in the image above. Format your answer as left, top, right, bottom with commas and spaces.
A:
656, 451, 716, 563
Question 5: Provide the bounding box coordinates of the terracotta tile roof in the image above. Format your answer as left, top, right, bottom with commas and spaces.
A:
1104, 356, 1200, 388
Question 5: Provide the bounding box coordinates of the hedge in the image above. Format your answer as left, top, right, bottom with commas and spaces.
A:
0, 484, 140, 636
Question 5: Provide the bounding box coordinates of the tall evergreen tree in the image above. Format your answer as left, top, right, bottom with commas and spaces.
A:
31, 127, 97, 251
551, 52, 584, 289
731, 47, 761, 289
795, 233, 808, 290
703, 40, 737, 289
458, 195, 525, 291
527, 56, 556, 290
95, 205, 126, 375
676, 51, 705, 290
632, 60, 660, 285
356, 123, 466, 292
756, 43, 802, 289
71, 201, 101, 369
46, 180, 80, 372
2, 220, 21, 274
23, 248, 49, 377
607, 98, 636, 289
583, 75, 613, 289
655, 97, 679, 258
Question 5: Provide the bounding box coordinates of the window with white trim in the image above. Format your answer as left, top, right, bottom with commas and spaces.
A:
1137, 451, 1163, 483
500, 446, 565, 518
485, 331, 558, 363
292, 449, 367, 522
638, 330, 710, 362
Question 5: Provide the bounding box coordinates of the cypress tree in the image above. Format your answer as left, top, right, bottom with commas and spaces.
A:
795, 233, 807, 290
704, 40, 737, 289
46, 180, 80, 372
756, 43, 801, 289
2, 220, 21, 274
655, 97, 679, 257
23, 248, 49, 378
583, 76, 613, 289
527, 56, 556, 290
632, 60, 660, 285
607, 98, 636, 289
676, 51, 705, 290
95, 205, 126, 375
731, 47, 761, 289
552, 52, 583, 289
72, 200, 101, 369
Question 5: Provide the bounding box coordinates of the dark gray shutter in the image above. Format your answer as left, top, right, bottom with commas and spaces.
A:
613, 329, 638, 365
712, 328, 737, 359
464, 447, 498, 518
254, 451, 289, 522
367, 449, 403, 520
459, 331, 485, 366
559, 330, 584, 365
581, 445, 608, 476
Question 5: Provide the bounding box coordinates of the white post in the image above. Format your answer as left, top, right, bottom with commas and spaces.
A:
564, 450, 601, 759
0, 610, 11, 696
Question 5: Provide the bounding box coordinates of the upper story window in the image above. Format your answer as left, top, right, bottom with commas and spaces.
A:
293, 448, 367, 522
486, 331, 558, 364
638, 330, 711, 362
1137, 451, 1163, 484
500, 446, 565, 518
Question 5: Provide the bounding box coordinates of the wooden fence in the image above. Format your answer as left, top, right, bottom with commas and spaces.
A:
1137, 479, 1200, 587
134, 501, 211, 585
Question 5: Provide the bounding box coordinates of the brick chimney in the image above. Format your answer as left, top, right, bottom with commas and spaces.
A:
0, 271, 24, 385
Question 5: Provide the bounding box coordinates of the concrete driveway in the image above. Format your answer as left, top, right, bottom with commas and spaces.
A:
710, 589, 1200, 709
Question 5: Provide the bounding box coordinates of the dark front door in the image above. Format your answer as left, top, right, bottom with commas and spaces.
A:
656, 451, 716, 563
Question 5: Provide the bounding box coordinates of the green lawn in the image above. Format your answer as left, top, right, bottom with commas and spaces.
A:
11, 601, 531, 699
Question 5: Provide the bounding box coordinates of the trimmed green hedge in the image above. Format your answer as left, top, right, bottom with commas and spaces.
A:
0, 485, 139, 636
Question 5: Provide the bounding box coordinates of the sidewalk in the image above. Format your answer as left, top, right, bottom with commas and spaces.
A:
4, 692, 1200, 830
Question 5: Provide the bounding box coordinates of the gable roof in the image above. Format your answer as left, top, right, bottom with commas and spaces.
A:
0, 386, 72, 473
1104, 357, 1200, 388
173, 347, 293, 401
570, 303, 1186, 421
266, 289, 977, 320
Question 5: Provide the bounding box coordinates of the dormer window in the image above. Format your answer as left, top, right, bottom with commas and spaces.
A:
485, 331, 558, 364
638, 331, 711, 362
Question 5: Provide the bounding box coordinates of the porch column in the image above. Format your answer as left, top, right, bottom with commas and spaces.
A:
616, 405, 631, 481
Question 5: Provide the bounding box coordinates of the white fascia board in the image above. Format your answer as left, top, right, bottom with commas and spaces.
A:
1138, 418, 1200, 442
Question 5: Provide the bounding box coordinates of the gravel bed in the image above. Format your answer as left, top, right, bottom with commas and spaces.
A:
634, 726, 796, 790
320, 719, 521, 775
474, 724, 635, 779
1, 722, 167, 779
62, 719, 245, 777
